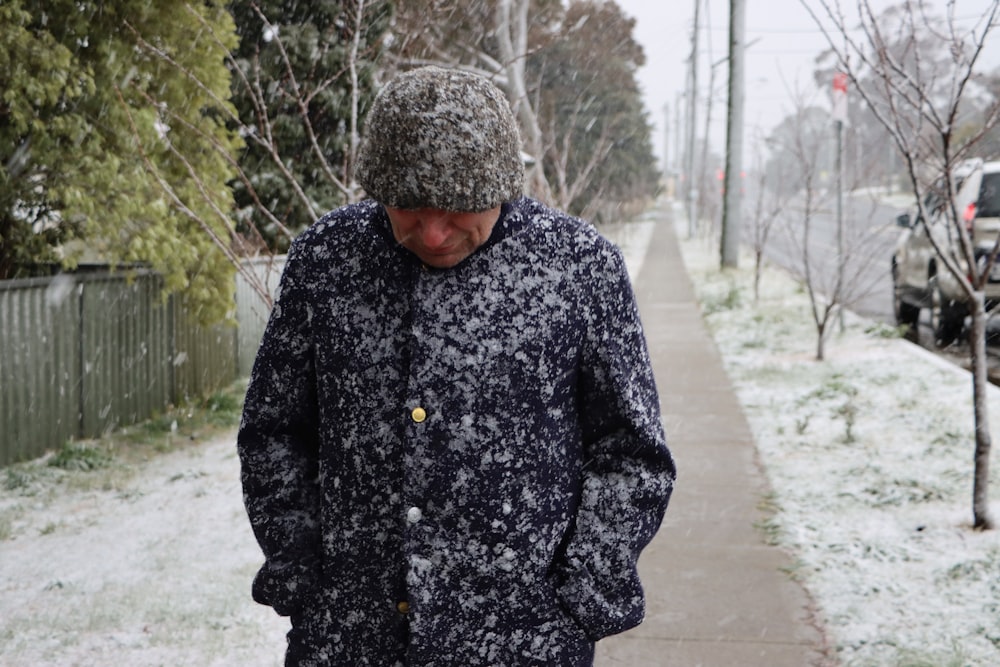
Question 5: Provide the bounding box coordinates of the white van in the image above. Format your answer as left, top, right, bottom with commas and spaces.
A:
892, 158, 1000, 346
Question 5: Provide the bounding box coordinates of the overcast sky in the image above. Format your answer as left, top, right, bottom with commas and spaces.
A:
614, 0, 999, 171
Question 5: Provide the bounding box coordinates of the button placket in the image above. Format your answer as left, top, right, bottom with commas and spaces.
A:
401, 265, 438, 603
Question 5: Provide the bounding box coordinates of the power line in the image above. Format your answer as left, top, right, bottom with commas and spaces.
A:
698, 13, 991, 35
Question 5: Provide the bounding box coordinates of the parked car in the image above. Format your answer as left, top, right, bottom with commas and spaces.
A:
892, 158, 1000, 346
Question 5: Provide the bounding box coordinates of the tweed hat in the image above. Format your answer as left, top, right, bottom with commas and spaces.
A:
355, 66, 524, 212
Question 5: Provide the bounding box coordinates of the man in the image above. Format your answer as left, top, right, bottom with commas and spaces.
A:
238, 66, 676, 666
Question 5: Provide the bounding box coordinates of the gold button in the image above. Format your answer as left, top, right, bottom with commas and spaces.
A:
397, 600, 411, 614
411, 407, 427, 423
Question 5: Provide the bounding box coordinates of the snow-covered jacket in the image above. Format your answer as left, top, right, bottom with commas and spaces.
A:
238, 197, 676, 666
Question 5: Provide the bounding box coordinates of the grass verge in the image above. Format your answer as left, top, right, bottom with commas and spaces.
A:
0, 379, 247, 539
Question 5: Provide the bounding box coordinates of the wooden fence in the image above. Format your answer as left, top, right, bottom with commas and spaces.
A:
0, 258, 284, 467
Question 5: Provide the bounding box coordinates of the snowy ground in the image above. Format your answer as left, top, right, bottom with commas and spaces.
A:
0, 204, 998, 666
0, 435, 288, 666
676, 205, 1000, 667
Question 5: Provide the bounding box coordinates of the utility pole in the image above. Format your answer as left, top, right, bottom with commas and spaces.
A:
720, 0, 745, 268
836, 116, 845, 330
685, 0, 700, 239
663, 102, 670, 186
674, 90, 683, 176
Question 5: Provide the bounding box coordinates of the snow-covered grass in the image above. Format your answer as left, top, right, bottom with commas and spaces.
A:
1, 207, 998, 666
675, 211, 1000, 666
0, 390, 288, 667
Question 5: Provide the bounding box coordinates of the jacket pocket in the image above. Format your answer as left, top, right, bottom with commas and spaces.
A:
252, 557, 320, 617
552, 559, 646, 641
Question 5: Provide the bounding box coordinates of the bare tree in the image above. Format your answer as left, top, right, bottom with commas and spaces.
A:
746, 131, 789, 304
783, 104, 839, 360
495, 0, 555, 201
802, 0, 1000, 529
768, 91, 899, 361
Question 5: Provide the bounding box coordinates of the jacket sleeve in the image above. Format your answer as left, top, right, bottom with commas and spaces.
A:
237, 241, 322, 616
554, 240, 676, 640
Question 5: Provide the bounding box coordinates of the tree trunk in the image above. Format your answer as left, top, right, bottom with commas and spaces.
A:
494, 0, 553, 203
345, 0, 366, 203
753, 249, 762, 304
815, 320, 826, 361
968, 293, 996, 529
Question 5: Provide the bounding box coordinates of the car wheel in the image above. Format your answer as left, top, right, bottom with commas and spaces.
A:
892, 262, 920, 335
930, 278, 965, 347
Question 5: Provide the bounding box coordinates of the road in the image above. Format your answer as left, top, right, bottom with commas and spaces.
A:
761, 190, 900, 323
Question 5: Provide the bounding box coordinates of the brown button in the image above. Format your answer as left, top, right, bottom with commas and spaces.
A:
397, 600, 411, 614
411, 407, 427, 423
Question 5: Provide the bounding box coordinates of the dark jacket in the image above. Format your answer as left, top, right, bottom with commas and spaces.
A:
238, 197, 676, 666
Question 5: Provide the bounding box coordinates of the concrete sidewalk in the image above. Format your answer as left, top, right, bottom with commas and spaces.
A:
595, 206, 829, 666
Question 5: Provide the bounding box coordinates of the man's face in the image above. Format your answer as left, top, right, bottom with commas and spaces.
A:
384, 206, 501, 269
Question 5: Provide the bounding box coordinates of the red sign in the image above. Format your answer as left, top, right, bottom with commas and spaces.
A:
832, 72, 848, 124
833, 72, 848, 94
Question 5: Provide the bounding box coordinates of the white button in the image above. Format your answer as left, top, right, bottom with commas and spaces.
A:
406, 506, 423, 524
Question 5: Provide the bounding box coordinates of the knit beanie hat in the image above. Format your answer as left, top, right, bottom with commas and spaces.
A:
356, 66, 524, 212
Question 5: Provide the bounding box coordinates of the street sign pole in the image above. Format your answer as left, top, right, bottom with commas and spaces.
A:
833, 72, 848, 331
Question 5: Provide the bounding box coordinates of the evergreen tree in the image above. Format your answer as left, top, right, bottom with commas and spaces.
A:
527, 1, 659, 219
0, 2, 83, 277
0, 0, 243, 323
